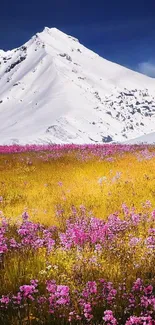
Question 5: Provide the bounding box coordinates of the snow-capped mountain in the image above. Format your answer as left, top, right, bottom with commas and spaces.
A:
0, 27, 155, 145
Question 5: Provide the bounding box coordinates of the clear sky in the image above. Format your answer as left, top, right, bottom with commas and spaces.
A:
1, 0, 155, 77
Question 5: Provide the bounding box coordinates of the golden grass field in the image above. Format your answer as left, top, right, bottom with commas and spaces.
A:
0, 149, 155, 224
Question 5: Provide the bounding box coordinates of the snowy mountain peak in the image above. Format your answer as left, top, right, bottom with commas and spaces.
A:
37, 26, 79, 42
0, 28, 155, 145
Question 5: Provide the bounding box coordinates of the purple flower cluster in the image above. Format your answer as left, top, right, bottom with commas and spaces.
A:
103, 310, 117, 324
60, 216, 113, 249
0, 278, 155, 324
126, 315, 155, 325
0, 204, 154, 261
15, 212, 56, 252
0, 144, 153, 162
0, 204, 155, 324
47, 281, 70, 313
0, 217, 8, 257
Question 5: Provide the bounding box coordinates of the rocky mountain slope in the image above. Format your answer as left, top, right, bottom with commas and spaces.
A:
0, 27, 155, 144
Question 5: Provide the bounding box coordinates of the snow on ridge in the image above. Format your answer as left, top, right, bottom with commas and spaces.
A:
0, 27, 155, 145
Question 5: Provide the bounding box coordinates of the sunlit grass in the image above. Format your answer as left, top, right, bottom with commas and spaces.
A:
0, 145, 155, 324
1, 149, 155, 224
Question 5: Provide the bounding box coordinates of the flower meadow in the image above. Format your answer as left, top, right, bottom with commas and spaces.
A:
0, 144, 155, 324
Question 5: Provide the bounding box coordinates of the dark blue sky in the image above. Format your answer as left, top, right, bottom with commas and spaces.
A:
1, 0, 155, 76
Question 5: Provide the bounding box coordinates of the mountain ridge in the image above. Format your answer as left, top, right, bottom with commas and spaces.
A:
0, 27, 155, 145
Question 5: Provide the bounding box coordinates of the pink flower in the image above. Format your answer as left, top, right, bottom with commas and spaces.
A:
144, 285, 153, 296
129, 237, 141, 247
19, 281, 38, 300
125, 315, 154, 325
37, 296, 47, 305
83, 303, 93, 320
12, 292, 22, 305
22, 211, 29, 221
132, 278, 143, 292
9, 238, 20, 248
103, 310, 117, 324
145, 236, 155, 249
0, 295, 10, 307
46, 280, 56, 293
151, 210, 155, 220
